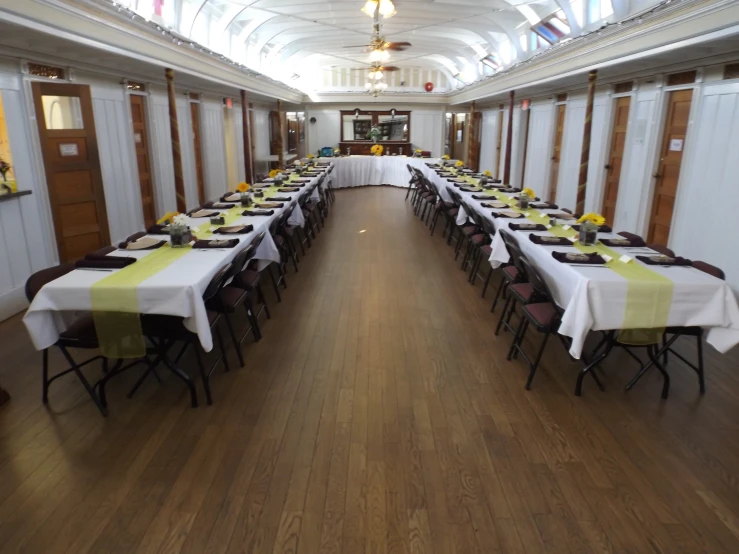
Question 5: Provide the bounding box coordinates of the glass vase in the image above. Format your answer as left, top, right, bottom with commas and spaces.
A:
518, 193, 530, 210
169, 224, 191, 248
240, 192, 252, 207
579, 221, 598, 246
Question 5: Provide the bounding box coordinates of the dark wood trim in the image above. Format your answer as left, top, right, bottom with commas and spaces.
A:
503, 90, 514, 184
0, 190, 32, 203
165, 68, 187, 213
240, 90, 253, 183
276, 100, 284, 167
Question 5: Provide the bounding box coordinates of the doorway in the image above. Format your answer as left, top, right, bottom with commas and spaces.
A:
31, 82, 110, 263
129, 94, 156, 228
648, 89, 693, 245
190, 101, 205, 205
601, 96, 631, 225
549, 103, 566, 203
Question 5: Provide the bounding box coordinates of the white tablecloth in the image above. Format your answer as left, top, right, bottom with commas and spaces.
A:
23, 169, 330, 354
323, 156, 435, 189
420, 164, 739, 359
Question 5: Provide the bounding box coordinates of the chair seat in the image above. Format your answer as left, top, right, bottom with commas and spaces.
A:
508, 283, 535, 304
481, 244, 493, 255
273, 235, 285, 246
234, 269, 260, 290
214, 286, 247, 313
449, 207, 459, 216
471, 233, 487, 244
59, 314, 98, 343
462, 225, 479, 236
523, 302, 557, 329
502, 265, 519, 282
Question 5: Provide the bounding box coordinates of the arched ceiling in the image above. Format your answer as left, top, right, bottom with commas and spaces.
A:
120, 0, 647, 94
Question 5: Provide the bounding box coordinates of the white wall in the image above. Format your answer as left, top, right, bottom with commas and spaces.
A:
509, 107, 525, 188
498, 108, 509, 180
410, 110, 444, 156
223, 103, 245, 188
478, 109, 498, 173
251, 106, 272, 176
556, 94, 586, 210
583, 92, 610, 214
523, 101, 555, 198
306, 109, 341, 155
670, 80, 739, 290
200, 97, 228, 199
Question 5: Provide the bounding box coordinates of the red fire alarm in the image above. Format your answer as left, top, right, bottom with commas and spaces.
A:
424, 82, 434, 92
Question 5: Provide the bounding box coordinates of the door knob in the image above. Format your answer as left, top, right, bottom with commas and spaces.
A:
604, 164, 612, 170
653, 172, 662, 179
551, 156, 556, 161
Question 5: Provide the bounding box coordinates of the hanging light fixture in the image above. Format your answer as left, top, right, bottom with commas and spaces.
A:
368, 49, 390, 63
361, 0, 396, 18
368, 70, 383, 80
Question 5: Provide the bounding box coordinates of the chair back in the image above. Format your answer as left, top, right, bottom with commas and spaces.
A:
500, 230, 520, 261
646, 243, 675, 257
25, 263, 76, 302
519, 256, 557, 306
507, 242, 527, 280
90, 246, 117, 257
224, 245, 255, 282
693, 261, 725, 280
249, 230, 267, 251
462, 202, 483, 229
618, 231, 644, 243
203, 264, 232, 302
448, 189, 463, 208
480, 216, 496, 238
256, 173, 266, 182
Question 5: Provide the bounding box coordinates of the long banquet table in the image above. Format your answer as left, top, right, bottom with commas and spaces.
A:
420, 164, 739, 360
23, 165, 331, 354
322, 155, 431, 189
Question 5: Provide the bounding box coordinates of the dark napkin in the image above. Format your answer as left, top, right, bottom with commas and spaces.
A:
256, 202, 284, 209
85, 254, 138, 263
472, 194, 497, 201
205, 202, 236, 209
571, 223, 612, 233
278, 188, 300, 193
500, 188, 521, 193
294, 178, 312, 183
552, 251, 606, 265
491, 212, 525, 219
449, 178, 467, 183
192, 239, 240, 249
242, 209, 275, 216
117, 239, 166, 250
600, 237, 646, 248
529, 234, 573, 246
636, 255, 693, 267
530, 201, 558, 210
459, 187, 480, 193
514, 197, 541, 204
147, 224, 177, 234
213, 224, 254, 235
188, 209, 219, 218
509, 223, 547, 232
265, 196, 291, 202
76, 258, 136, 270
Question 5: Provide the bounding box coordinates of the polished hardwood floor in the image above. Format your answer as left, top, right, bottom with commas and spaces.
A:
1, 186, 739, 553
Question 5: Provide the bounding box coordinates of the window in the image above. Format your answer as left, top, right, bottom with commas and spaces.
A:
531, 13, 571, 45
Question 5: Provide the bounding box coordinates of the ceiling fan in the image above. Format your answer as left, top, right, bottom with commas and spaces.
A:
343, 36, 412, 53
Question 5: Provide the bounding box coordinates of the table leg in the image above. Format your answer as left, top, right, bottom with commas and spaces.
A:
576, 332, 615, 396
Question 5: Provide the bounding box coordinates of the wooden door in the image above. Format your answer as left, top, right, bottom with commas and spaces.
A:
648, 89, 693, 245
494, 109, 503, 179
549, 104, 566, 202
190, 102, 205, 204
452, 114, 465, 160
520, 108, 532, 184
468, 111, 483, 171
129, 95, 156, 228
446, 113, 455, 157
601, 96, 631, 225
32, 82, 110, 262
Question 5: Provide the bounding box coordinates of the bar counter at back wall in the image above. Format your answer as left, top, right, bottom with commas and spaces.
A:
321, 155, 436, 189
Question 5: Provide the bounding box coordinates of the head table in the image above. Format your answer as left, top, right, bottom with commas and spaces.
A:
23, 165, 330, 354
320, 155, 430, 189
420, 163, 739, 361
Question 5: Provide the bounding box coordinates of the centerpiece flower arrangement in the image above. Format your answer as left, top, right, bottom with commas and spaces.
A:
479, 169, 493, 187
370, 144, 384, 156
518, 187, 536, 210
367, 126, 382, 143
413, 149, 422, 158
157, 211, 191, 247
269, 169, 285, 186
333, 148, 341, 157
576, 212, 606, 246
307, 153, 314, 159
237, 181, 252, 206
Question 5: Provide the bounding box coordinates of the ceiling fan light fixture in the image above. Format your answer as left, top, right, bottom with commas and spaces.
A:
378, 0, 396, 18
361, 0, 377, 17
369, 49, 389, 63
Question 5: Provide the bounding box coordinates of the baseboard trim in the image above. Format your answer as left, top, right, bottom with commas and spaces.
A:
0, 286, 28, 322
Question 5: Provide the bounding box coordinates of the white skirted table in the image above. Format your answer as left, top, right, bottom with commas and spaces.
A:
323, 156, 436, 189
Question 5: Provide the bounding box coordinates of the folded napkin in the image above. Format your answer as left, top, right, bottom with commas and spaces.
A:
600, 237, 646, 248
208, 202, 236, 210
530, 201, 558, 210
84, 254, 137, 263
213, 224, 254, 235
76, 257, 136, 269
242, 209, 275, 216
192, 239, 240, 249
263, 178, 274, 182
459, 187, 480, 193
552, 251, 607, 265
491, 211, 524, 219
482, 201, 507, 209
550, 212, 578, 221
278, 188, 300, 193
222, 193, 241, 202
189, 209, 219, 218
266, 196, 291, 202
571, 223, 612, 232
120, 237, 166, 251
636, 255, 693, 267
529, 234, 573, 246
449, 178, 467, 183
294, 178, 312, 183
515, 197, 540, 204
500, 188, 521, 193
472, 194, 496, 201
509, 223, 547, 232
147, 223, 185, 234
256, 202, 283, 209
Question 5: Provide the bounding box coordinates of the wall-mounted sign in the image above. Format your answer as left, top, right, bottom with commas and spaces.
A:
669, 138, 684, 152
59, 143, 79, 157
134, 132, 142, 144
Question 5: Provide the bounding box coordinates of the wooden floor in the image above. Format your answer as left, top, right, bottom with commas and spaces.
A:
1, 186, 739, 554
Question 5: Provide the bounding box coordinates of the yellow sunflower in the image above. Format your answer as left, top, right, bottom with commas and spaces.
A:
483, 170, 492, 177
237, 182, 250, 193
455, 160, 464, 168
577, 213, 606, 226
522, 188, 536, 198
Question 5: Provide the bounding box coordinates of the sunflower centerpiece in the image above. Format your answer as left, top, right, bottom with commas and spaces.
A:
370, 144, 384, 157
518, 188, 536, 210
479, 169, 492, 187
577, 213, 606, 246
269, 169, 284, 187
413, 149, 422, 158
237, 181, 252, 207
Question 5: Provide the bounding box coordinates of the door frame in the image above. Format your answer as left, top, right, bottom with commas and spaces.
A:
123, 85, 157, 229
548, 99, 567, 204
641, 75, 701, 241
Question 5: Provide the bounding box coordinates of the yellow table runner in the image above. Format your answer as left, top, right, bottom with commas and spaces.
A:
461, 176, 674, 343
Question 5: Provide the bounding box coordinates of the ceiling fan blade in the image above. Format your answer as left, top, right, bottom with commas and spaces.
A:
380, 66, 400, 71
343, 44, 371, 49
386, 42, 411, 51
